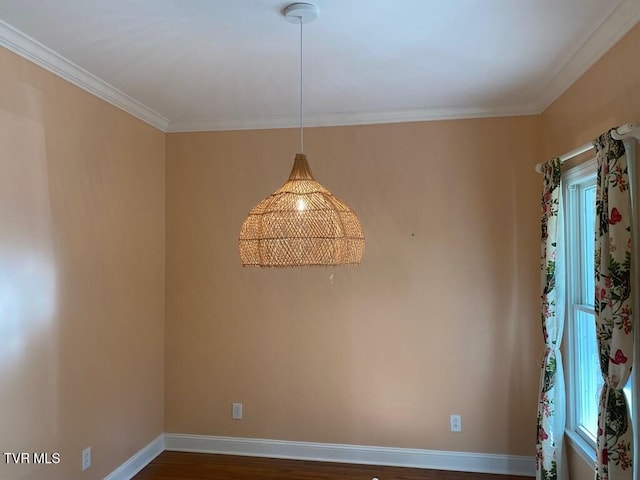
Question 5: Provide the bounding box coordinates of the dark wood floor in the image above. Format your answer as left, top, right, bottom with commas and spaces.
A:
133, 451, 533, 480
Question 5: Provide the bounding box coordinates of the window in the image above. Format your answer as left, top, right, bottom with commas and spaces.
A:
564, 159, 599, 450
564, 159, 633, 457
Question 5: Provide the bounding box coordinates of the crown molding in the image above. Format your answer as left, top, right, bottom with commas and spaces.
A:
166, 103, 540, 132
1, 1, 638, 133
0, 18, 169, 132
534, 0, 640, 113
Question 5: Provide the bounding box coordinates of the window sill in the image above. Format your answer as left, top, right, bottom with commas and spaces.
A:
565, 429, 596, 469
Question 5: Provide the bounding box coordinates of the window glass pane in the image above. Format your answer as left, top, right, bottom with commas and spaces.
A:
575, 308, 601, 442
581, 185, 596, 306
624, 384, 633, 418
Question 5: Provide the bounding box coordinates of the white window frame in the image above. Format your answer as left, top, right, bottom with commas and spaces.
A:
563, 158, 598, 464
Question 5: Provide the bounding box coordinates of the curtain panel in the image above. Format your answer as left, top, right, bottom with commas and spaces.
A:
593, 131, 634, 480
536, 157, 566, 480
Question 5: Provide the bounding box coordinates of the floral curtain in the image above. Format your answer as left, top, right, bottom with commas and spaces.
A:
536, 157, 566, 480
593, 131, 634, 480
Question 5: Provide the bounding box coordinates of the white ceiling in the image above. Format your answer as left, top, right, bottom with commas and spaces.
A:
0, 0, 638, 132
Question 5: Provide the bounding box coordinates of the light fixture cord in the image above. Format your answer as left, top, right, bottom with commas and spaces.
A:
299, 16, 304, 154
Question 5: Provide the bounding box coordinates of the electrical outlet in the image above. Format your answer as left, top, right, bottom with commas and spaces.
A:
450, 414, 462, 432
82, 447, 91, 471
232, 402, 243, 420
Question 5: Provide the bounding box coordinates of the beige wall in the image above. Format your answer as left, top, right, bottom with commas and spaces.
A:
0, 47, 166, 479
541, 21, 640, 480
542, 22, 640, 158
165, 116, 543, 455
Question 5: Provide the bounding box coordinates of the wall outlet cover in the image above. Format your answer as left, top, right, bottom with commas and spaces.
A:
450, 414, 462, 432
232, 402, 243, 420
82, 447, 91, 471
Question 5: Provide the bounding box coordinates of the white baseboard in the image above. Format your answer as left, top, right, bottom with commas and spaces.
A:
163, 433, 536, 477
103, 434, 164, 480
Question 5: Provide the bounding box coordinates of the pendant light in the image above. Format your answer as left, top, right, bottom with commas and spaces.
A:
239, 2, 365, 267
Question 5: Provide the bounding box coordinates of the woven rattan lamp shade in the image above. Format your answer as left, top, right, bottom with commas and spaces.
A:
239, 154, 365, 267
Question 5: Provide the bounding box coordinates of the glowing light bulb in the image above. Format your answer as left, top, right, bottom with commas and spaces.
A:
296, 197, 307, 212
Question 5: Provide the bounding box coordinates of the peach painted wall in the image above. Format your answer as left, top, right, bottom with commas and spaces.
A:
0, 47, 166, 479
542, 22, 640, 158
541, 21, 640, 480
165, 116, 543, 455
